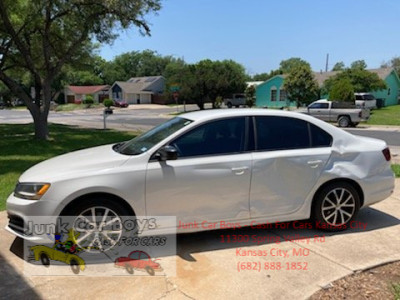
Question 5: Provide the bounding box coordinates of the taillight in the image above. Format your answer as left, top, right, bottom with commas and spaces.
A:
382, 147, 391, 161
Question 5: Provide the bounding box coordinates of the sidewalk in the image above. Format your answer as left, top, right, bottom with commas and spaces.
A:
0, 179, 399, 299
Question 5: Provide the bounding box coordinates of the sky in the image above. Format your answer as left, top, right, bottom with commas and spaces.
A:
99, 0, 400, 75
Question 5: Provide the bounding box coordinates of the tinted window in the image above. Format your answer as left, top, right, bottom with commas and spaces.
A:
255, 116, 310, 151
171, 117, 246, 157
309, 102, 329, 109
310, 123, 332, 147
129, 252, 140, 260
355, 95, 363, 100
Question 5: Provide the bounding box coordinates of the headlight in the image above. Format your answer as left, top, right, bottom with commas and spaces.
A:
14, 182, 51, 200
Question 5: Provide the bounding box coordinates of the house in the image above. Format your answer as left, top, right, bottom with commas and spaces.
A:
255, 75, 295, 108
256, 68, 400, 107
64, 85, 110, 104
110, 76, 165, 104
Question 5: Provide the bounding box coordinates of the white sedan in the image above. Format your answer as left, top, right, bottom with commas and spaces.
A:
6, 109, 395, 248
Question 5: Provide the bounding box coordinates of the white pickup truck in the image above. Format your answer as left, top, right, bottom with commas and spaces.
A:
305, 99, 370, 127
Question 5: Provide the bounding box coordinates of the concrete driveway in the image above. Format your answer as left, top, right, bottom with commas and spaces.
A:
0, 182, 399, 300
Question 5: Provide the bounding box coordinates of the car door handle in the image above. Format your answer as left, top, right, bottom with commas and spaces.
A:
231, 167, 248, 175
307, 160, 322, 168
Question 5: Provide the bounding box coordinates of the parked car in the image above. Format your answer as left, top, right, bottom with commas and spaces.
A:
113, 99, 129, 108
355, 93, 377, 109
305, 99, 370, 127
224, 93, 246, 108
6, 109, 395, 252
115, 250, 162, 275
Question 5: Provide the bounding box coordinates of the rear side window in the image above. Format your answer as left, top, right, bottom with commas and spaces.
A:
255, 116, 310, 150
255, 116, 332, 151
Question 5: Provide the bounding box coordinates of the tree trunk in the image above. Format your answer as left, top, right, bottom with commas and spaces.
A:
34, 114, 49, 140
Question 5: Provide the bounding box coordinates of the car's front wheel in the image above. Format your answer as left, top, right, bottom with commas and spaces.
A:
63, 198, 134, 253
313, 182, 360, 231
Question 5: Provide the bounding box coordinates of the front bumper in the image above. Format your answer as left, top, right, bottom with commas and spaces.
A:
6, 193, 60, 243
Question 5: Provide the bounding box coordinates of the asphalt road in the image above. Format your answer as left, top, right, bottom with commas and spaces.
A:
345, 129, 400, 146
1, 108, 400, 146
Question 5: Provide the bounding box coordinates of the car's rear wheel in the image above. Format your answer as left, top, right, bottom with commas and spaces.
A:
63, 198, 134, 253
338, 116, 350, 127
40, 253, 50, 267
313, 182, 360, 231
227, 102, 232, 108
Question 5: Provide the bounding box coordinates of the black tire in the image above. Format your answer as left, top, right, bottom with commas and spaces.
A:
125, 264, 134, 274
312, 182, 360, 232
40, 253, 50, 267
227, 102, 232, 108
62, 198, 134, 253
70, 259, 80, 274
338, 116, 351, 127
145, 266, 155, 276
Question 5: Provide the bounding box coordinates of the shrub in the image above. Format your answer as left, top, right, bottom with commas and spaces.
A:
83, 95, 94, 108
245, 85, 256, 107
214, 96, 223, 108
103, 99, 113, 108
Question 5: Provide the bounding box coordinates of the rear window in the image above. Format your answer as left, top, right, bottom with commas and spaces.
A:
363, 94, 376, 100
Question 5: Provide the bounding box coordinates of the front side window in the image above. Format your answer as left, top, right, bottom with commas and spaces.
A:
170, 117, 246, 157
255, 116, 332, 151
309, 103, 329, 109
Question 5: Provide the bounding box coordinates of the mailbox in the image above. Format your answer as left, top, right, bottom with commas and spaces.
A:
104, 108, 113, 115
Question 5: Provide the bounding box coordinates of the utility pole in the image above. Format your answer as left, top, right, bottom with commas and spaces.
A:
325, 53, 329, 72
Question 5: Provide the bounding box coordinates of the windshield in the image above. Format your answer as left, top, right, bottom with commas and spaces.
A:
115, 117, 193, 155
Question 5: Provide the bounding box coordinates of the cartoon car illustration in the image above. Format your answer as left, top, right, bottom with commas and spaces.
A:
30, 229, 85, 274
114, 250, 162, 276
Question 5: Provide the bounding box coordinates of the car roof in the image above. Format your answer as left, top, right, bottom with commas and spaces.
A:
181, 108, 310, 122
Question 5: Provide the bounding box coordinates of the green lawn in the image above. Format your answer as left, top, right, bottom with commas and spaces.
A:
0, 124, 137, 211
55, 103, 102, 112
367, 105, 400, 126
392, 164, 400, 178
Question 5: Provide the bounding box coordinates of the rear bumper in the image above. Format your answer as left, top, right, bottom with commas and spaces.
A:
361, 168, 395, 207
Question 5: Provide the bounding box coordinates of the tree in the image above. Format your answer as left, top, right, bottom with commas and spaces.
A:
251, 69, 283, 82
0, 0, 161, 139
283, 65, 319, 107
381, 56, 400, 75
279, 57, 311, 74
165, 59, 247, 110
323, 68, 386, 94
350, 60, 367, 70
332, 61, 345, 71
328, 78, 355, 102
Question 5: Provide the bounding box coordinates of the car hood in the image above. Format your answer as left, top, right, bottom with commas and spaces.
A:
19, 144, 131, 182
